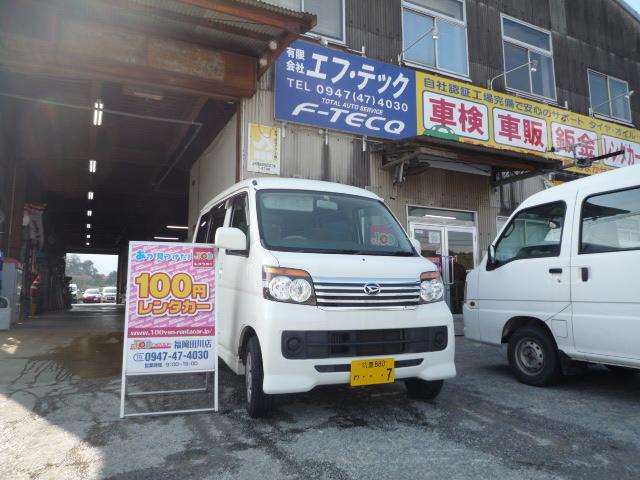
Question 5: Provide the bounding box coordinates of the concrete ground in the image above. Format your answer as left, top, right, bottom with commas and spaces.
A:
1, 305, 639, 480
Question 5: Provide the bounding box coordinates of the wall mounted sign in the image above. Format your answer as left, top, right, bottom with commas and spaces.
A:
416, 71, 640, 172
247, 123, 281, 175
274, 41, 640, 173
275, 40, 417, 140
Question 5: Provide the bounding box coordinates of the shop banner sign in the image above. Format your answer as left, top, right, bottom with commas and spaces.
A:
416, 71, 640, 173
247, 123, 281, 175
120, 242, 218, 418
123, 242, 216, 374
275, 40, 416, 140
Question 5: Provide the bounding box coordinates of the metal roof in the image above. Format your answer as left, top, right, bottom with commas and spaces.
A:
63, 0, 315, 59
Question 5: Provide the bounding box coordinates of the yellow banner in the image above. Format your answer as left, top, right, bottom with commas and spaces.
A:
247, 123, 281, 175
415, 72, 640, 174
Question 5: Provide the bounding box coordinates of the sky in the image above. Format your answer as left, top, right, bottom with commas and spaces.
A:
624, 0, 640, 15
69, 253, 118, 275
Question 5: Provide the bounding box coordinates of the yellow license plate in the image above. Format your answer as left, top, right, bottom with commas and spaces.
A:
350, 357, 395, 386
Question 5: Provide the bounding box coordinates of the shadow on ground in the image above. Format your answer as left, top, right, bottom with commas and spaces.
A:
1, 305, 639, 480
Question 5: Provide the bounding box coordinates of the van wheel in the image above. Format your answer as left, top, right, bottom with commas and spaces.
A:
508, 326, 559, 387
404, 379, 443, 400
606, 365, 639, 375
244, 336, 273, 418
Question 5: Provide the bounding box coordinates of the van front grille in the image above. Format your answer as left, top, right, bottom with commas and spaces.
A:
313, 278, 421, 309
281, 327, 448, 359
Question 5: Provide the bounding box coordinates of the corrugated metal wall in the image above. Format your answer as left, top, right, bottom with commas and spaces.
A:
369, 152, 494, 252
346, 0, 402, 64
470, 0, 640, 119
240, 71, 369, 187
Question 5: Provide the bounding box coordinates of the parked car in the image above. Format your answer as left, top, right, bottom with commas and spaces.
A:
464, 164, 640, 386
82, 288, 102, 304
102, 286, 117, 303
69, 283, 79, 304
195, 178, 456, 417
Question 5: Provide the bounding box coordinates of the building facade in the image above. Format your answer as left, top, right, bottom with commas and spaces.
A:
189, 0, 640, 316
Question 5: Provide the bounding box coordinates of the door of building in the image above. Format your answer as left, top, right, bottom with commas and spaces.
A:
410, 223, 477, 316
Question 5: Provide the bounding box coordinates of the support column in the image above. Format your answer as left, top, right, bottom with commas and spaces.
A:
7, 161, 26, 260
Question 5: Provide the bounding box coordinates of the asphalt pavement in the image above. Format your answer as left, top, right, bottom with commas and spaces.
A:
1, 304, 638, 479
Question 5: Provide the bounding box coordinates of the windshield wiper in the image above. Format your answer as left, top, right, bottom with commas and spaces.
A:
336, 249, 414, 256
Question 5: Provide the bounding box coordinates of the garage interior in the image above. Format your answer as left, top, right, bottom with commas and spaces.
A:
0, 0, 314, 313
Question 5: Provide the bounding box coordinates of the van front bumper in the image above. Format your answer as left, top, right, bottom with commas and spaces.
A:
257, 301, 456, 394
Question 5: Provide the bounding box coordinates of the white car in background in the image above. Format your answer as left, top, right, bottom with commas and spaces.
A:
69, 283, 79, 303
102, 286, 117, 303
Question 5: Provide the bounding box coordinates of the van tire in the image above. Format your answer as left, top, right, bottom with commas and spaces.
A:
244, 336, 273, 418
508, 326, 559, 387
606, 365, 639, 375
404, 379, 444, 400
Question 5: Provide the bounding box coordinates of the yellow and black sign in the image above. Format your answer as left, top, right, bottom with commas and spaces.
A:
415, 72, 640, 174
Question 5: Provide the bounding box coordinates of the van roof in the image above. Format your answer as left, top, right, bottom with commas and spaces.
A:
519, 163, 640, 209
200, 178, 381, 214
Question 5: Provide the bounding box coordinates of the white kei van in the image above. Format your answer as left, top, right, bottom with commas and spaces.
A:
464, 164, 640, 386
194, 178, 456, 417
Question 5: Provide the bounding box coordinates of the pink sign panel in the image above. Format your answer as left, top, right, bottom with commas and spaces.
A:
123, 242, 216, 374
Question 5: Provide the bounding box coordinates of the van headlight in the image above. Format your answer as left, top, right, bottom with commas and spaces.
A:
263, 267, 316, 305
419, 271, 444, 303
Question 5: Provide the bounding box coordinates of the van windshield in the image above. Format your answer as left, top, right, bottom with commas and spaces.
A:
256, 190, 415, 256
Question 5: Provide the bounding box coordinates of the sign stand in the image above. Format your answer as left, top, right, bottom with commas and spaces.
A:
119, 242, 219, 418
120, 370, 217, 418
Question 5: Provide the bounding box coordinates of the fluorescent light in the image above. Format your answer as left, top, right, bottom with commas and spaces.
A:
123, 86, 164, 101
424, 214, 457, 220
86, 242, 90, 246
87, 210, 92, 216
93, 99, 103, 126
166, 225, 189, 230
89, 159, 97, 173
88, 191, 94, 200
87, 224, 91, 229
154, 236, 179, 241
86, 234, 91, 239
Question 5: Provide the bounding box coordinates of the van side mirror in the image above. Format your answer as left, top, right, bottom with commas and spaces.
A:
410, 238, 422, 255
215, 227, 246, 251
486, 245, 496, 270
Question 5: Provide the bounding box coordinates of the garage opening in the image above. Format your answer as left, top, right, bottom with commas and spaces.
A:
0, 0, 314, 326
65, 253, 118, 306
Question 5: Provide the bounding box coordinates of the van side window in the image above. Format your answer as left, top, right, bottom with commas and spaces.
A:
229, 193, 249, 255
195, 211, 211, 243
581, 186, 640, 254
206, 203, 228, 244
494, 202, 566, 265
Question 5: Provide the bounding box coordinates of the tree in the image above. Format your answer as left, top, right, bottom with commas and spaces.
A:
65, 254, 118, 291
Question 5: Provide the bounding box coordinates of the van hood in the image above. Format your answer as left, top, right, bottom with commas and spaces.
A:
268, 250, 436, 281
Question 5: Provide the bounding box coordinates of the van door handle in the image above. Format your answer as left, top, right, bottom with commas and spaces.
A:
581, 267, 589, 282
548, 268, 562, 274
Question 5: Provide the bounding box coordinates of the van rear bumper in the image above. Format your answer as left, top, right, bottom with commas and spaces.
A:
257, 301, 456, 394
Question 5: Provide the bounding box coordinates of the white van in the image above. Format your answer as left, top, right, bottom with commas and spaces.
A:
464, 164, 640, 386
194, 178, 456, 416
